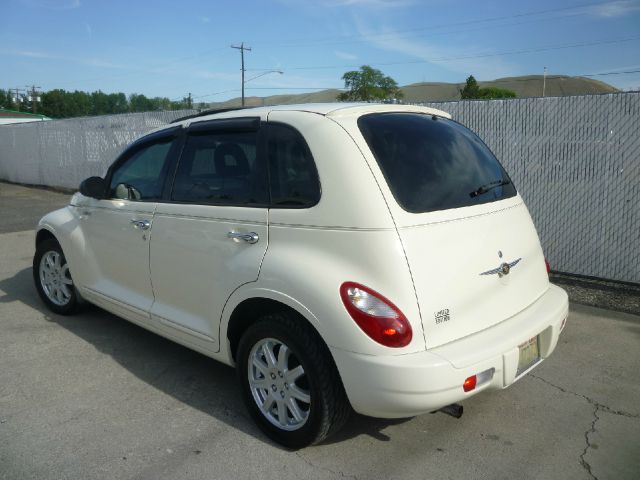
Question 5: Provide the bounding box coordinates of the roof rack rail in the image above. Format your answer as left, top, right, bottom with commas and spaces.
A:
170, 106, 256, 124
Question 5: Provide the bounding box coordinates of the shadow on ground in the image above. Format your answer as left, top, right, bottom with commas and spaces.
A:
0, 266, 412, 449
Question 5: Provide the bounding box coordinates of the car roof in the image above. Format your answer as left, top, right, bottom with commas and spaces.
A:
175, 102, 451, 125
139, 103, 452, 140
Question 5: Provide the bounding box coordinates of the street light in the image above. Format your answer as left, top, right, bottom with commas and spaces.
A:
242, 70, 283, 106
245, 70, 284, 83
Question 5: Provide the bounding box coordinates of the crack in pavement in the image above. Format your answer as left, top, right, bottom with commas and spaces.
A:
295, 451, 358, 480
529, 373, 639, 480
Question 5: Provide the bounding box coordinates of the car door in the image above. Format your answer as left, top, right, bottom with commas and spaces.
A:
76, 129, 181, 319
149, 118, 268, 349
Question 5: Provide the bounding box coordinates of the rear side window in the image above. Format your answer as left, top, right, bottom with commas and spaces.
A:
358, 113, 516, 213
267, 124, 320, 207
172, 131, 268, 206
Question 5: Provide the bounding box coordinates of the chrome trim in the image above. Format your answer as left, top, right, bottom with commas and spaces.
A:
130, 219, 151, 230
227, 231, 259, 244
480, 258, 522, 277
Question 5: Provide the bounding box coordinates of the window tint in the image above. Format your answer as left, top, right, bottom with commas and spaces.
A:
267, 124, 320, 207
358, 113, 516, 213
172, 131, 268, 205
109, 139, 174, 201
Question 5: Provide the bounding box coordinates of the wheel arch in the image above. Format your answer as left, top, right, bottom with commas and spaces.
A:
222, 291, 326, 364
35, 227, 58, 248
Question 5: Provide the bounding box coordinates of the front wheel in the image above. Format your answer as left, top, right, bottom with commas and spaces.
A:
33, 238, 81, 315
237, 312, 350, 448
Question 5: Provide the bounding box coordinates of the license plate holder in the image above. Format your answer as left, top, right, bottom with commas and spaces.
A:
517, 335, 540, 376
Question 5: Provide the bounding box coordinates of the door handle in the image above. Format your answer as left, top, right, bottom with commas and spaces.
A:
131, 219, 151, 230
227, 231, 259, 244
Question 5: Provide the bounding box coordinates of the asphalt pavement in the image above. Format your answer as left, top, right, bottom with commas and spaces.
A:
1, 182, 639, 480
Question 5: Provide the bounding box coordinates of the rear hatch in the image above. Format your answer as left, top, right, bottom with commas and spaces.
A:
357, 112, 549, 349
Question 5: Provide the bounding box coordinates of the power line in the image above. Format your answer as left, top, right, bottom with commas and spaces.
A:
187, 89, 241, 101
25, 85, 42, 113
258, 0, 612, 48
189, 69, 640, 100
53, 46, 231, 90
37, 1, 616, 91
246, 87, 343, 90
250, 35, 640, 72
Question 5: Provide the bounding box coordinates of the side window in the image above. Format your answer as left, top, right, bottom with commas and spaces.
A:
109, 139, 174, 201
267, 124, 320, 207
171, 130, 268, 205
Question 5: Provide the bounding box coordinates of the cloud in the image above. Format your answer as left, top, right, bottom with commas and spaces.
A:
10, 50, 62, 59
586, 0, 640, 18
355, 20, 520, 80
335, 50, 357, 60
200, 16, 210, 23
2, 49, 127, 69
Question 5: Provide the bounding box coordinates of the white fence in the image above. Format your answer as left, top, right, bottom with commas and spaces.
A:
0, 95, 638, 283
0, 110, 196, 190
421, 93, 639, 284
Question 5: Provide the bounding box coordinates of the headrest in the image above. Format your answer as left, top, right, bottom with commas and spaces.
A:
214, 143, 249, 177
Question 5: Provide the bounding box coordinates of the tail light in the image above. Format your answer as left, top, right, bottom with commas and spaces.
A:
545, 258, 551, 275
340, 282, 412, 348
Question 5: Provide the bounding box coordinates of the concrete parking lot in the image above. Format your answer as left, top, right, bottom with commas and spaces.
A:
1, 182, 639, 480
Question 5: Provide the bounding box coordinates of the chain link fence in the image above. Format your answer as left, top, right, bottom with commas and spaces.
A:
0, 95, 638, 283
0, 110, 196, 190
420, 93, 639, 284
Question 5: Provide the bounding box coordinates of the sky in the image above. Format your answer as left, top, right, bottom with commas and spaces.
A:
1, 0, 640, 103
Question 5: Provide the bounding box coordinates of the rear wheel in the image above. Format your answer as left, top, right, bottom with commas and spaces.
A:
33, 238, 81, 315
237, 312, 350, 448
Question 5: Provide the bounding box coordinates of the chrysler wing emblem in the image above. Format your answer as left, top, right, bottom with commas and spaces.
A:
480, 258, 522, 277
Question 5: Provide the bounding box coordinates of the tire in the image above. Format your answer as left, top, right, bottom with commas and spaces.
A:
237, 312, 351, 448
33, 238, 81, 315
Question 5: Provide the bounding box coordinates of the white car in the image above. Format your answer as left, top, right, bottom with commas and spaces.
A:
34, 103, 569, 448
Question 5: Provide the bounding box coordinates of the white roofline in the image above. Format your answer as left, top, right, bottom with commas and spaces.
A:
180, 102, 452, 126
323, 103, 452, 119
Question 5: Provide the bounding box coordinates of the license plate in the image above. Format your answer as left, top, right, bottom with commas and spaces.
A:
517, 336, 540, 376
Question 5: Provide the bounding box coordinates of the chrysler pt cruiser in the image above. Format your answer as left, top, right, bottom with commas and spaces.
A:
34, 103, 569, 448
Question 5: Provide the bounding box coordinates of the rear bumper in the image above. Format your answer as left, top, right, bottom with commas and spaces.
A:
331, 284, 569, 418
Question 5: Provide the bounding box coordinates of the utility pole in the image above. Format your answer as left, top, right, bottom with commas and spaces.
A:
25, 85, 42, 113
542, 67, 547, 97
231, 42, 251, 106
11, 87, 25, 110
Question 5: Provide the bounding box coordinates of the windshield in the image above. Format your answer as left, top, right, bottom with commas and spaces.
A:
358, 113, 517, 213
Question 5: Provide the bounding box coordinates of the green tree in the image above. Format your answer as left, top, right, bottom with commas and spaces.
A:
478, 87, 516, 99
70, 91, 91, 117
460, 75, 481, 99
91, 90, 110, 115
0, 89, 10, 109
460, 75, 516, 99
107, 92, 129, 114
0, 89, 20, 111
129, 93, 154, 112
337, 65, 403, 102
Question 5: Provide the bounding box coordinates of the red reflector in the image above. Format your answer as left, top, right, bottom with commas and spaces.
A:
463, 375, 477, 392
545, 258, 551, 274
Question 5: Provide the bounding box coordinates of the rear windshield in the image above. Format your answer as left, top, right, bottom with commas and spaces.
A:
358, 113, 516, 213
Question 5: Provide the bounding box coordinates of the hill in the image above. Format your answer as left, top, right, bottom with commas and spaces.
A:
209, 75, 618, 108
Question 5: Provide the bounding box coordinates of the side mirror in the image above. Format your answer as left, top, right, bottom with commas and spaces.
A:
79, 176, 106, 199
